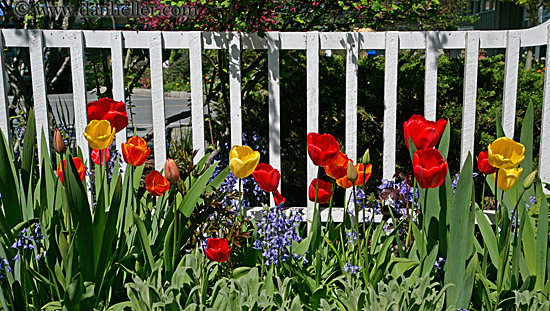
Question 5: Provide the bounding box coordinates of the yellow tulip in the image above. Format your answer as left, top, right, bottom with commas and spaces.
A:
487, 137, 525, 169
229, 145, 260, 178
83, 120, 115, 150
493, 167, 523, 191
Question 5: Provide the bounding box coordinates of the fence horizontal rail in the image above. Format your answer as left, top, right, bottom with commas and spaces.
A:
0, 21, 549, 222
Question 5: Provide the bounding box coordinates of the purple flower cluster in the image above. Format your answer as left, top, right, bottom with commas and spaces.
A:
293, 252, 308, 264
11, 223, 46, 261
346, 231, 358, 244
252, 205, 303, 265
0, 258, 11, 279
378, 179, 419, 209
434, 257, 445, 270
451, 173, 479, 193
343, 261, 360, 274
525, 196, 537, 211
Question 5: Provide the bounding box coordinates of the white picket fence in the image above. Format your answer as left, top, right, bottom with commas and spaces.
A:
0, 22, 549, 222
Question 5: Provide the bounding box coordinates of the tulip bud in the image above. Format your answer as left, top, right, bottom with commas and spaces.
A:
523, 170, 538, 189
362, 148, 370, 165
164, 159, 180, 183
347, 160, 358, 182
53, 129, 66, 154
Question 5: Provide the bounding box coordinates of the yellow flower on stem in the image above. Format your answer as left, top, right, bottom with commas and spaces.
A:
83, 120, 115, 150
229, 145, 260, 178
494, 167, 523, 191
487, 137, 525, 169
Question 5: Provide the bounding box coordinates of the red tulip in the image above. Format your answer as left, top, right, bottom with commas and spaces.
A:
403, 115, 447, 150
413, 148, 448, 188
477, 150, 497, 175
122, 136, 151, 167
58, 158, 86, 186
252, 163, 280, 192
87, 98, 128, 133
91, 148, 110, 166
324, 151, 349, 180
273, 190, 286, 206
307, 132, 340, 166
204, 238, 232, 262
145, 170, 170, 196
308, 178, 333, 204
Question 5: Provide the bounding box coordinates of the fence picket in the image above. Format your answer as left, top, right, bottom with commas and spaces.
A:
306, 32, 319, 211
502, 31, 521, 138
0, 32, 10, 144
541, 25, 550, 193
69, 31, 93, 206
268, 32, 281, 208
345, 32, 358, 207
424, 31, 439, 121
29, 30, 49, 164
69, 31, 90, 171
149, 32, 167, 171
383, 32, 399, 180
461, 32, 480, 168
190, 32, 205, 163
110, 31, 127, 172
229, 32, 242, 148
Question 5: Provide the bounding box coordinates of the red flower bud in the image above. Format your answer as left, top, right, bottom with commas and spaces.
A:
403, 114, 447, 150
58, 158, 86, 186
204, 238, 232, 262
145, 170, 170, 196
413, 149, 448, 189
164, 159, 180, 183
477, 150, 497, 175
308, 178, 333, 204
53, 129, 66, 154
87, 98, 128, 133
307, 132, 340, 166
252, 163, 280, 193
91, 148, 110, 166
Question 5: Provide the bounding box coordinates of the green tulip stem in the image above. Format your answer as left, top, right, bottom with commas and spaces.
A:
239, 178, 243, 222
406, 180, 417, 248
496, 187, 527, 308
61, 153, 72, 244
352, 185, 359, 234
421, 187, 428, 261
173, 193, 178, 268
481, 175, 486, 211
328, 180, 336, 224
495, 169, 500, 238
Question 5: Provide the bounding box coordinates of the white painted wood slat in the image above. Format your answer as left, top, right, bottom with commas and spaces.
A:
149, 32, 167, 171
69, 31, 90, 171
502, 31, 521, 138
69, 30, 92, 206
345, 32, 358, 207
267, 32, 281, 193
540, 24, 550, 192
229, 32, 242, 148
460, 32, 480, 168
110, 31, 127, 172
306, 32, 319, 210
190, 32, 205, 162
383, 32, 398, 180
424, 31, 439, 121
0, 32, 10, 144
29, 30, 49, 163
